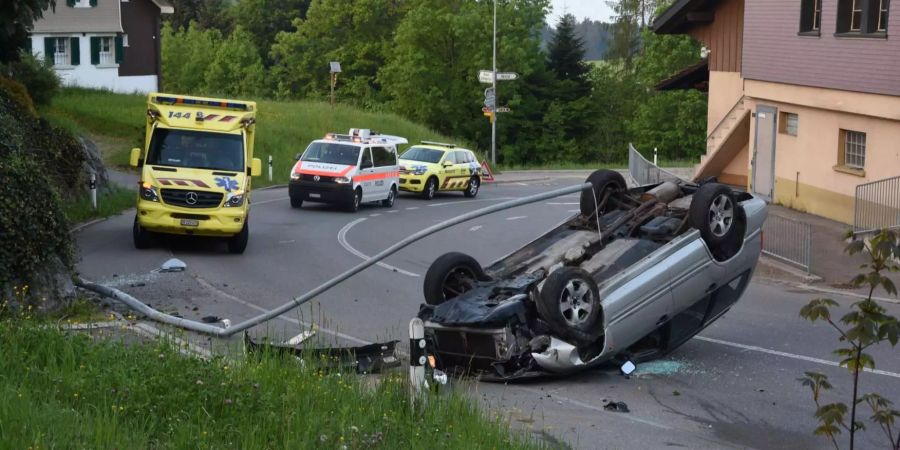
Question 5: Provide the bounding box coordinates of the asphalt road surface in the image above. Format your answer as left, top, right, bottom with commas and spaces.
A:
75, 180, 900, 449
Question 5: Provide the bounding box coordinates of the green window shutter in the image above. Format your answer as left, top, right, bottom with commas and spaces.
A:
114, 35, 124, 64
66, 0, 76, 6
44, 37, 55, 64
89, 0, 97, 6
90, 37, 100, 65
70, 37, 80, 65
25, 38, 32, 53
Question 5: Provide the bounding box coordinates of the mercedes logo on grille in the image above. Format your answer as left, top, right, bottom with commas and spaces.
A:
313, 175, 321, 182
185, 192, 198, 205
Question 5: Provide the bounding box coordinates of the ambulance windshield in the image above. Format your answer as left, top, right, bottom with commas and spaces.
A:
147, 128, 244, 172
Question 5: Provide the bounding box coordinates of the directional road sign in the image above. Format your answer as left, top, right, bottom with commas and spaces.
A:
494, 107, 511, 113
478, 70, 494, 84
496, 72, 518, 81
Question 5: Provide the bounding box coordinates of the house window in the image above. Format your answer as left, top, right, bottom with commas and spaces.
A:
99, 37, 114, 65
779, 112, 799, 136
122, 34, 129, 47
800, 0, 823, 33
837, 0, 889, 34
842, 130, 866, 169
54, 38, 69, 66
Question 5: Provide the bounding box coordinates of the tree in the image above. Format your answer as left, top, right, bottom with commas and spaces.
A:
203, 26, 266, 97
230, 0, 311, 65
546, 13, 590, 91
161, 22, 222, 94
605, 0, 642, 72
164, 0, 232, 33
1, 0, 55, 63
799, 229, 900, 450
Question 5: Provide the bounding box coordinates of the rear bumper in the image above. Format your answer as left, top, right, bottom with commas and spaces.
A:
136, 199, 245, 236
289, 180, 355, 204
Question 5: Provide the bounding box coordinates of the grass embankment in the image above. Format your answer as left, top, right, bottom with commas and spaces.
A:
0, 319, 537, 449
62, 185, 135, 225
45, 88, 464, 187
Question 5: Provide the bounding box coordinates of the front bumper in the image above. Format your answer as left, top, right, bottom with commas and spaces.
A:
289, 180, 354, 204
137, 199, 245, 237
399, 174, 427, 192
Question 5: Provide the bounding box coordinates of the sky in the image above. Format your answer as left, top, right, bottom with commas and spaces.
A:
549, 0, 615, 24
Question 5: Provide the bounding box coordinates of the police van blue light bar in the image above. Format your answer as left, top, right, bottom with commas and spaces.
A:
153, 96, 250, 111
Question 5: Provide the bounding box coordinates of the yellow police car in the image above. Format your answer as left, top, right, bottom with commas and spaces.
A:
398, 141, 482, 200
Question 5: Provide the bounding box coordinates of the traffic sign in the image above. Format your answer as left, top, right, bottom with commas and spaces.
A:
478, 70, 494, 84
483, 87, 495, 108
496, 72, 518, 81
480, 160, 495, 182
494, 107, 511, 113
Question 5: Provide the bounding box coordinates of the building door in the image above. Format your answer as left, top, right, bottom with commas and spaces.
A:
751, 105, 777, 201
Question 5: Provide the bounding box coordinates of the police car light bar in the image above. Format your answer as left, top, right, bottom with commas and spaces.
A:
153, 96, 250, 111
421, 140, 456, 148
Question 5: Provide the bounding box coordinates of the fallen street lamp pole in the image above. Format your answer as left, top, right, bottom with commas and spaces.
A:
76, 182, 593, 338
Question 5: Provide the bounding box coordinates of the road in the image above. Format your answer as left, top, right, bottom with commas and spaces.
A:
75, 179, 900, 449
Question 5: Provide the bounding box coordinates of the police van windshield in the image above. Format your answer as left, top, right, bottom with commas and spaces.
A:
400, 147, 443, 163
301, 142, 360, 166
147, 128, 244, 172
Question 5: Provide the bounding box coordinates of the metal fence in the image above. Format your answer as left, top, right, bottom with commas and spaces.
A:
627, 144, 683, 186
854, 175, 900, 235
762, 214, 811, 273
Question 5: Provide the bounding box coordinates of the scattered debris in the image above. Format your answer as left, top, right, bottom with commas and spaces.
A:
673, 390, 681, 396
160, 258, 187, 272
201, 315, 221, 323
603, 400, 630, 413
243, 333, 400, 374
620, 360, 636, 375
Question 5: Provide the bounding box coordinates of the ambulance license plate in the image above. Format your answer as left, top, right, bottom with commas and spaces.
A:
180, 219, 199, 227
309, 193, 321, 199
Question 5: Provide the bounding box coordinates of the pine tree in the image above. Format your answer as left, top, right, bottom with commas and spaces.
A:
546, 13, 590, 95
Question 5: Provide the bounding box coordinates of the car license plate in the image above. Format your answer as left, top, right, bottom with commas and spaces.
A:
180, 219, 199, 227
309, 193, 321, 199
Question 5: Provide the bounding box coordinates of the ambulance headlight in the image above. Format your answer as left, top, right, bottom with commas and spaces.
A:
334, 176, 352, 184
224, 191, 245, 207
139, 183, 159, 202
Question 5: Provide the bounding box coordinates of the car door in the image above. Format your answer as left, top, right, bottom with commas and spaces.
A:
370, 146, 395, 199
358, 147, 377, 201
439, 151, 456, 190
452, 151, 469, 188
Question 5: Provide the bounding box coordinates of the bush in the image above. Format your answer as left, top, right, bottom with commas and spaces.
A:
1, 52, 60, 107
0, 77, 36, 116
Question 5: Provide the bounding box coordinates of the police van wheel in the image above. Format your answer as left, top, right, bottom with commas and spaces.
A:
464, 177, 480, 198
132, 217, 153, 249
290, 196, 303, 209
422, 177, 438, 200
347, 188, 362, 212
381, 186, 397, 207
227, 223, 249, 254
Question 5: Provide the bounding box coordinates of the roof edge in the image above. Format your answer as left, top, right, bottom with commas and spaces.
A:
150, 0, 174, 14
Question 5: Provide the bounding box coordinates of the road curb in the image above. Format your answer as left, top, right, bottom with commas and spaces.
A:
486, 177, 552, 185
758, 255, 822, 282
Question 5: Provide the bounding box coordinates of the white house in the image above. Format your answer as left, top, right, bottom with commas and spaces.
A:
29, 0, 173, 93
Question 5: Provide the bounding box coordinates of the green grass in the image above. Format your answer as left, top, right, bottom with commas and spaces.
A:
44, 88, 464, 187
494, 159, 694, 172
62, 185, 135, 225
0, 319, 539, 449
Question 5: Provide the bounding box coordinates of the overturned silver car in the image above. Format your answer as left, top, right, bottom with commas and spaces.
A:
417, 170, 767, 381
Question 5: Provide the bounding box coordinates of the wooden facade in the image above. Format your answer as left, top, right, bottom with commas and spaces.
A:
688, 0, 744, 73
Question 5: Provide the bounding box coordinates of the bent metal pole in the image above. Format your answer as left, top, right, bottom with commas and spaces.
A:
77, 182, 593, 337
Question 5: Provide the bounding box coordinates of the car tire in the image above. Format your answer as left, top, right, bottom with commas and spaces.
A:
132, 217, 153, 249
227, 222, 249, 254
689, 182, 745, 261
580, 170, 626, 218
348, 188, 362, 212
422, 177, 438, 200
381, 186, 397, 207
464, 176, 480, 198
290, 196, 303, 209
423, 252, 489, 306
536, 267, 604, 345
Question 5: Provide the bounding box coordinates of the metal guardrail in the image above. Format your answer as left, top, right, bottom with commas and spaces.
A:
762, 214, 811, 274
854, 175, 900, 235
628, 143, 683, 186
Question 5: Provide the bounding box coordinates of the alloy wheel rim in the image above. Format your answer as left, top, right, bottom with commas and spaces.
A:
707, 194, 734, 237
559, 279, 593, 326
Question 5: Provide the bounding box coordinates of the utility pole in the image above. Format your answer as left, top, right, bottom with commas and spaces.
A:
491, 0, 497, 166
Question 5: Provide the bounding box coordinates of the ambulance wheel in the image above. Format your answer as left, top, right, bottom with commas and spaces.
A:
423, 252, 489, 305
464, 176, 480, 198
132, 217, 153, 249
227, 223, 249, 254
347, 188, 362, 212
381, 186, 397, 207
290, 196, 303, 209
422, 177, 438, 200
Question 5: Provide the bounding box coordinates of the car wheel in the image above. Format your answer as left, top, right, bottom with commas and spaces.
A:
422, 177, 438, 200
689, 182, 745, 261
464, 176, 480, 198
580, 170, 626, 218
423, 252, 489, 305
227, 222, 249, 254
132, 217, 153, 249
381, 186, 397, 207
348, 188, 362, 212
536, 267, 603, 345
290, 196, 303, 209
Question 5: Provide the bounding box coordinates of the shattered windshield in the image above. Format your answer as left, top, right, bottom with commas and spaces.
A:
147, 128, 244, 172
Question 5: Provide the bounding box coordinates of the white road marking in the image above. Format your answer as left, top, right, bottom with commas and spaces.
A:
695, 335, 900, 379
568, 209, 580, 213
405, 207, 420, 210
337, 218, 421, 277
469, 225, 483, 232
278, 239, 295, 244
252, 196, 289, 206
546, 202, 579, 205
506, 216, 527, 221
369, 213, 381, 217
387, 210, 399, 213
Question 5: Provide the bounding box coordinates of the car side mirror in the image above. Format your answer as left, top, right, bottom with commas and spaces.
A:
295, 153, 302, 161
130, 148, 142, 167
250, 158, 262, 177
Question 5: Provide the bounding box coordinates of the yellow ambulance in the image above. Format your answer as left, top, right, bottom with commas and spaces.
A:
129, 94, 261, 254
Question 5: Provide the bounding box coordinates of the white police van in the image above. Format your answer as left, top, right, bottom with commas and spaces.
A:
289, 129, 407, 212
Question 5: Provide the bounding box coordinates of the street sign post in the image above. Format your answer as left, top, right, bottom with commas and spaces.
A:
496, 72, 518, 81
478, 70, 494, 84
